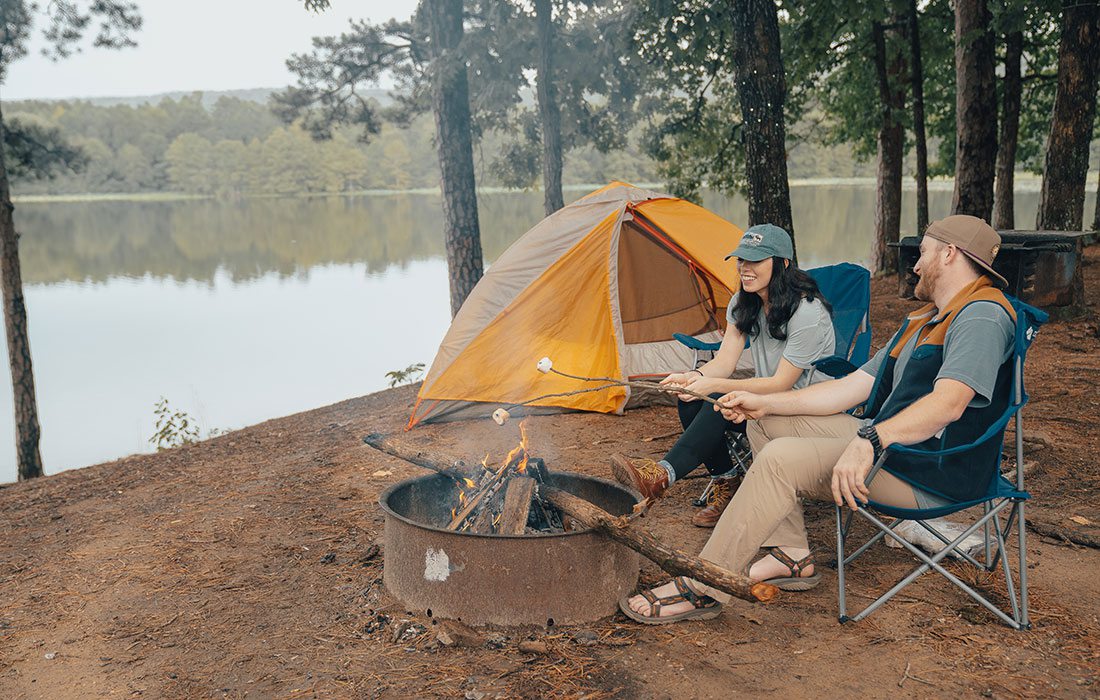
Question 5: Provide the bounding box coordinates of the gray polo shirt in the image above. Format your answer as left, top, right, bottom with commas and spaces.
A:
726, 293, 836, 389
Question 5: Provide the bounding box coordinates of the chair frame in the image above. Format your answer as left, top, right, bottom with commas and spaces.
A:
835, 304, 1041, 630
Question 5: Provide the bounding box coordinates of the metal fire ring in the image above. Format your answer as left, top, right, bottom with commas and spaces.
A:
378, 471, 641, 627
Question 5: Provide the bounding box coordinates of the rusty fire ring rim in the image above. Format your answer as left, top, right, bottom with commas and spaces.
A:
377, 471, 641, 540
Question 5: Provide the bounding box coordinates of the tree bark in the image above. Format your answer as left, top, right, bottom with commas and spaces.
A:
1036, 0, 1100, 232
0, 104, 44, 481
908, 0, 929, 235
534, 0, 564, 216
993, 30, 1024, 230
952, 0, 998, 221
730, 0, 796, 261
426, 0, 485, 317
872, 19, 906, 275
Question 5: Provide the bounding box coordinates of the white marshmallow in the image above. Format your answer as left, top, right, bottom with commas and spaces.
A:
536, 357, 553, 374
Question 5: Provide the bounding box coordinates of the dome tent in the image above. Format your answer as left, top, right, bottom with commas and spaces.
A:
407, 182, 747, 428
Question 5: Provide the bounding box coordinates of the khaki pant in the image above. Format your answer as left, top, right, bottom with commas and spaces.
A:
692, 413, 919, 604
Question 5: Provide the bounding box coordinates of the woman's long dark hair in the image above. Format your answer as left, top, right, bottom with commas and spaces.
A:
731, 257, 832, 341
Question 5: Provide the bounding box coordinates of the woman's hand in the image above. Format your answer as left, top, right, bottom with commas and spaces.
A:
830, 437, 875, 510
677, 375, 725, 401
659, 371, 697, 388
714, 391, 769, 422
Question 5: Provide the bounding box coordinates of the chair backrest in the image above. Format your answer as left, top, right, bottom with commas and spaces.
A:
807, 263, 872, 366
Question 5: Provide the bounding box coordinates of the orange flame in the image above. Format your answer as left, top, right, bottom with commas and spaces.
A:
500, 418, 531, 473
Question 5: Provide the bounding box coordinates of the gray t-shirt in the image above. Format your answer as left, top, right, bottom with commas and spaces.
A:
726, 293, 836, 390
859, 300, 1014, 408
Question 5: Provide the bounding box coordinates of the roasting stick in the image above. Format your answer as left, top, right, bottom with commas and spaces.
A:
362, 433, 778, 604
491, 357, 719, 425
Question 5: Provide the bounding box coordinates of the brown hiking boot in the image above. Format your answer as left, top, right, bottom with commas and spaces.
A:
691, 476, 740, 528
610, 453, 670, 500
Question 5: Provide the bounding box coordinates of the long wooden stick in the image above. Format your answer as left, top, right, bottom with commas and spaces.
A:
540, 485, 777, 603
363, 434, 777, 604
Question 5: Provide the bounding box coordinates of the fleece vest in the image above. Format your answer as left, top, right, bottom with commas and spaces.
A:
864, 277, 1016, 502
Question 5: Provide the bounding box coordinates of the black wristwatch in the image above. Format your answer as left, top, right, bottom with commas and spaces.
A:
856, 424, 883, 461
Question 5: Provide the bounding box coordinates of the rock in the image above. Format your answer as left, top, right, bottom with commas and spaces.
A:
44, 652, 57, 660
436, 620, 482, 648
391, 619, 412, 643
319, 553, 336, 564
518, 640, 548, 655
357, 544, 382, 566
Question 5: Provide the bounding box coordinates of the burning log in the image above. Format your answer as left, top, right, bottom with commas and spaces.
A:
363, 434, 778, 604
497, 477, 537, 535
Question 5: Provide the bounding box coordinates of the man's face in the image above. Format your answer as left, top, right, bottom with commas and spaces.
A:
913, 237, 943, 302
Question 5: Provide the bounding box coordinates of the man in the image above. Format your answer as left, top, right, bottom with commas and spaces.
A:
621, 214, 1017, 624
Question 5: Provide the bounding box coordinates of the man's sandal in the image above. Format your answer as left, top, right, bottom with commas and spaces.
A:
761, 547, 822, 591
618, 577, 722, 625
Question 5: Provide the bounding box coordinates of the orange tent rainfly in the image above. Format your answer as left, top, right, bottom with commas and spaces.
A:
407, 182, 746, 428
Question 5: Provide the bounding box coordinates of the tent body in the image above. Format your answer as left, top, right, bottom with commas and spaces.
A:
408, 182, 746, 427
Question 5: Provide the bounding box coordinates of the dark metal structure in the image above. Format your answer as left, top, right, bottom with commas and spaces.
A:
379, 471, 641, 626
891, 230, 1091, 307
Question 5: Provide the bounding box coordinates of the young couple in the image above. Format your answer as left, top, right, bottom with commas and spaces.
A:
613, 215, 1017, 625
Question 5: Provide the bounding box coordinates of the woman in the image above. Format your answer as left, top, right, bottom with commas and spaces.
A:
611, 223, 835, 527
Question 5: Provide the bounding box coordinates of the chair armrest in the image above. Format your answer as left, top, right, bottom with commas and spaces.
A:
673, 332, 721, 352
812, 355, 857, 378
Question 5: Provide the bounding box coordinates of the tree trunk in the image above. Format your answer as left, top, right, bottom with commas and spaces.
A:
993, 31, 1024, 230
729, 0, 796, 261
534, 0, 564, 216
952, 0, 998, 221
0, 105, 44, 481
1036, 0, 1100, 231
426, 0, 485, 317
908, 0, 929, 235
872, 19, 905, 275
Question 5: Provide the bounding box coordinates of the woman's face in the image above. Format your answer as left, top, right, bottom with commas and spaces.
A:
737, 257, 774, 295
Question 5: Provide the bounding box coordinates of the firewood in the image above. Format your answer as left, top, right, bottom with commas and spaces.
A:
540, 485, 778, 604
497, 476, 537, 535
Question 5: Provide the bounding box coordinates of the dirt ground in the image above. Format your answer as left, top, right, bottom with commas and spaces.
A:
2, 247, 1099, 699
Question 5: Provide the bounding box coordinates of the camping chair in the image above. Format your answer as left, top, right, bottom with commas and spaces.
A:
675, 263, 872, 505
835, 297, 1048, 630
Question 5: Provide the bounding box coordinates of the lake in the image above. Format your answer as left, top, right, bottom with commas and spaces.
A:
0, 183, 1084, 482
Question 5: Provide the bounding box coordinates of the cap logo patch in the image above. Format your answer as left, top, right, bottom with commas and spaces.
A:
990, 243, 1000, 260
743, 232, 764, 245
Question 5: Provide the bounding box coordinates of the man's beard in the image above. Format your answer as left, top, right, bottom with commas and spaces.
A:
914, 261, 939, 302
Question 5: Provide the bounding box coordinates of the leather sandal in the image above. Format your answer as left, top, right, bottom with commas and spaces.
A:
618, 577, 722, 625
761, 547, 821, 591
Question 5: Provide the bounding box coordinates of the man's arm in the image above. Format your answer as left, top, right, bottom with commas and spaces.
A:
874, 378, 975, 449
716, 368, 875, 422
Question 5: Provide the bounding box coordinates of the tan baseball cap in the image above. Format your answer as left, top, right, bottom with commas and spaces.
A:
924, 215, 1008, 288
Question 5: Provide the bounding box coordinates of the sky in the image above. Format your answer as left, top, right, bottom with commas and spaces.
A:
2, 0, 421, 101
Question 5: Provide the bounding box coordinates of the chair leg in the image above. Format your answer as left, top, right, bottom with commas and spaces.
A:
836, 505, 848, 622
992, 510, 1022, 624
1018, 501, 1030, 629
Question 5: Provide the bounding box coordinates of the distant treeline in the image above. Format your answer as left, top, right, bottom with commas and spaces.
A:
6, 92, 876, 197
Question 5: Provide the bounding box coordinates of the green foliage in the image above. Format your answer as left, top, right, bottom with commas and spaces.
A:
385, 363, 425, 388
149, 397, 201, 451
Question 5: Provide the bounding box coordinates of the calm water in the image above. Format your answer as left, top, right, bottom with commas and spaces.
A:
0, 184, 1077, 482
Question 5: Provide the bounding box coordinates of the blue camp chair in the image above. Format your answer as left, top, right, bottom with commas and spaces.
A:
836, 297, 1047, 630
673, 263, 872, 378
675, 263, 872, 505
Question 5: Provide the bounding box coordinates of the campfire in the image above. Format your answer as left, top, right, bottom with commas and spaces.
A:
446, 419, 568, 535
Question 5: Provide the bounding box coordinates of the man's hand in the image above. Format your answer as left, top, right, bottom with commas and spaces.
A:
714, 391, 769, 423
831, 437, 875, 510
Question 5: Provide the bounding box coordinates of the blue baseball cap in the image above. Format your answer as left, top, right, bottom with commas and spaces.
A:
725, 224, 794, 262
